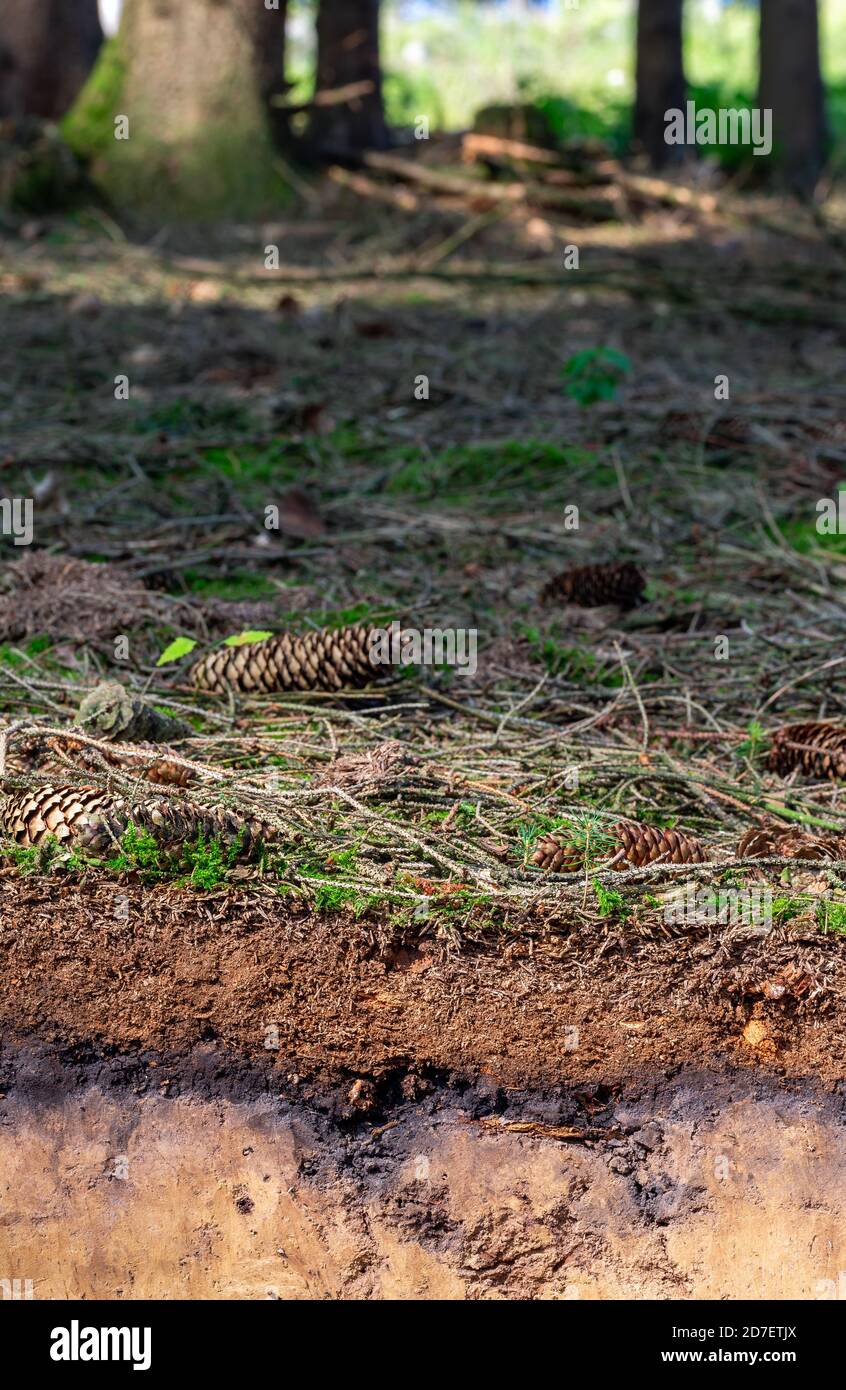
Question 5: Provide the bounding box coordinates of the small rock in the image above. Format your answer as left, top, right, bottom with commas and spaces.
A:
633, 1121, 663, 1151
608, 1156, 633, 1175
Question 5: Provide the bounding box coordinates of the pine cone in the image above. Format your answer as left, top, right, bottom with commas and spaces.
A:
4, 736, 193, 789
75, 682, 193, 743
0, 785, 272, 854
530, 833, 584, 873
737, 823, 842, 861
540, 561, 646, 609
532, 818, 706, 873
614, 819, 707, 867
768, 722, 846, 780
190, 625, 383, 695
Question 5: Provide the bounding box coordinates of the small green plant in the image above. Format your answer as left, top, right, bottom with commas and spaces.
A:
180, 833, 228, 890
817, 900, 846, 935
108, 823, 162, 873
592, 878, 629, 920
561, 347, 631, 406
5, 843, 43, 874
737, 719, 765, 763
771, 895, 807, 924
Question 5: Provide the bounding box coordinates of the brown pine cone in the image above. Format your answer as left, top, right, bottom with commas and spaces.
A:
190, 625, 383, 695
530, 833, 584, 873
768, 722, 846, 780
532, 817, 706, 873
2, 736, 194, 789
736, 826, 777, 859
0, 785, 272, 854
46, 737, 194, 788
737, 823, 842, 861
540, 561, 645, 609
614, 819, 707, 867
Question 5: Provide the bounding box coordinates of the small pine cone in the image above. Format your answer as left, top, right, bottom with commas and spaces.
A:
190, 625, 382, 695
0, 785, 272, 854
532, 818, 706, 873
139, 756, 193, 787
736, 826, 776, 859
541, 561, 646, 609
768, 722, 846, 780
531, 833, 584, 873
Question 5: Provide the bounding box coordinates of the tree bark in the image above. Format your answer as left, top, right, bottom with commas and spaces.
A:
758, 0, 827, 196
70, 0, 288, 214
308, 0, 389, 160
0, 0, 102, 120
633, 0, 686, 169
234, 0, 291, 150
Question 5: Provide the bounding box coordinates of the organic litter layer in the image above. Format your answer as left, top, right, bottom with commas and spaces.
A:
1, 868, 844, 1092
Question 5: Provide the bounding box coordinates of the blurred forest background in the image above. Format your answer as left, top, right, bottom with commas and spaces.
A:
0, 0, 843, 216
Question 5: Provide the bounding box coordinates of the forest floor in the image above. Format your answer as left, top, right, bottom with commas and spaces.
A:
2, 164, 846, 1098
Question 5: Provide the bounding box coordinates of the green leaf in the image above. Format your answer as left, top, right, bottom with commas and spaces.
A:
222, 630, 274, 647
156, 636, 198, 666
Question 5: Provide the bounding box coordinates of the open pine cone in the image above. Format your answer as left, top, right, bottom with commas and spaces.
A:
768, 722, 846, 781
532, 817, 707, 873
737, 822, 845, 861
2, 736, 192, 789
190, 625, 383, 695
540, 561, 646, 609
0, 785, 272, 853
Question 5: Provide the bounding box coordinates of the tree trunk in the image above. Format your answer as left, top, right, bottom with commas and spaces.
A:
0, 0, 102, 120
67, 0, 288, 216
236, 0, 292, 150
758, 0, 827, 196
633, 0, 686, 169
308, 0, 388, 160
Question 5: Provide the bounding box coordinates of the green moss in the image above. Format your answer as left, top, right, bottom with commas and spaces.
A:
817, 900, 846, 935
62, 36, 288, 219
62, 37, 128, 160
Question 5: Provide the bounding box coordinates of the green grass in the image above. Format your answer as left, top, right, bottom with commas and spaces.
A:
384, 440, 594, 501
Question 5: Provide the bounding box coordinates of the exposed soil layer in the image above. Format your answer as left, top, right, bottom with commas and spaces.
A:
1, 868, 844, 1097
3, 867, 846, 1299
2, 1047, 846, 1299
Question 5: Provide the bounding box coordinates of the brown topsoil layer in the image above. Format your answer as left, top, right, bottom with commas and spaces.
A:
1, 866, 844, 1100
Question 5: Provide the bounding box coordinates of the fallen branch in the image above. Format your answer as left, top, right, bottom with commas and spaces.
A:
271, 79, 375, 114
361, 151, 618, 219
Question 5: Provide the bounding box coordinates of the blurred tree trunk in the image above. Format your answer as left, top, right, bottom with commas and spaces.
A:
308, 0, 388, 160
0, 0, 102, 120
759, 0, 827, 196
237, 0, 291, 150
69, 0, 288, 214
633, 0, 686, 169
